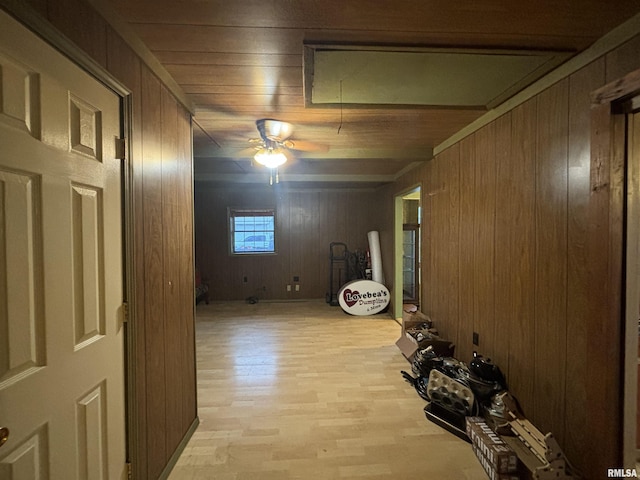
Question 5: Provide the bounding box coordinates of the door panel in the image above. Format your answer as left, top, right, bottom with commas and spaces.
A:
0, 11, 125, 480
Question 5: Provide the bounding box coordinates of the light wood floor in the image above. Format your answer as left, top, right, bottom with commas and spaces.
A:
169, 300, 487, 480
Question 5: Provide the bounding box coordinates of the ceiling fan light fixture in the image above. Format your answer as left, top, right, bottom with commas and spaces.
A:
258, 119, 293, 142
254, 148, 287, 169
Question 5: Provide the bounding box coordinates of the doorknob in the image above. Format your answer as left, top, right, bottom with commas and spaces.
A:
0, 427, 9, 447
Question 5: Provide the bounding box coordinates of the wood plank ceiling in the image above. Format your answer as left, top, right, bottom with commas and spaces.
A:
104, 0, 640, 186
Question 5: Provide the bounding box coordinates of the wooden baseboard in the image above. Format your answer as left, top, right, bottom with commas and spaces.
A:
158, 417, 200, 480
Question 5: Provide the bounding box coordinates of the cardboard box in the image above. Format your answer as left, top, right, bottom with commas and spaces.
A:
395, 334, 420, 361
397, 308, 431, 361
397, 307, 454, 361
466, 417, 518, 474
401, 308, 432, 335
472, 444, 520, 480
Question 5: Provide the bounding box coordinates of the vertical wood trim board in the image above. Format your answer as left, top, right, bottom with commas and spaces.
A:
564, 59, 605, 467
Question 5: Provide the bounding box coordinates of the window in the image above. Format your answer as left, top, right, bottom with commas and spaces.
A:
229, 208, 276, 254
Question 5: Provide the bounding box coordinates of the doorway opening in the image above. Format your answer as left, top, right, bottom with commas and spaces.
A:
624, 97, 640, 469
393, 186, 421, 320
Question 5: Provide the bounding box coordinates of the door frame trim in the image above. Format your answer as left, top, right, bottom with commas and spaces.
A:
0, 0, 130, 98
625, 106, 640, 468
393, 184, 422, 321
589, 67, 640, 470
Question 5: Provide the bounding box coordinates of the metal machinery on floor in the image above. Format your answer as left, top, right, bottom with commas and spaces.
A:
401, 319, 579, 480
326, 242, 348, 306
325, 242, 368, 306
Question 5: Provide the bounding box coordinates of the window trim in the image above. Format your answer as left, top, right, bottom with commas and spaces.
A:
228, 207, 277, 256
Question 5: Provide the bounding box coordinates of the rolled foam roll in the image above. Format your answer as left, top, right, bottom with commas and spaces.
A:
367, 230, 385, 284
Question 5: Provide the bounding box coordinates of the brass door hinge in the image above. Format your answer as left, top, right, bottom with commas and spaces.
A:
126, 462, 132, 480
115, 137, 126, 160
122, 302, 129, 323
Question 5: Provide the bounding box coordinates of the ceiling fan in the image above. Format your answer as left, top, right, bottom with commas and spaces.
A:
244, 118, 328, 184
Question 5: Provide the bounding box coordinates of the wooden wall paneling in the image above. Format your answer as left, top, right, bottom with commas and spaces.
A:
161, 88, 184, 454
141, 66, 168, 478
227, 189, 242, 298
24, 0, 47, 17
421, 163, 433, 313
365, 190, 380, 249
564, 59, 605, 471
227, 188, 244, 299
178, 108, 196, 431
319, 189, 334, 299
605, 34, 640, 84
162, 201, 184, 453
300, 190, 314, 295
141, 70, 164, 205
268, 189, 281, 299
587, 104, 626, 474
193, 186, 397, 300
427, 157, 443, 326
327, 189, 342, 293
343, 190, 356, 248
438, 155, 451, 332
342, 190, 356, 283
375, 185, 395, 297
143, 198, 167, 478
336, 190, 349, 246
289, 190, 303, 299
533, 79, 569, 443
473, 123, 497, 360
444, 146, 461, 350
275, 188, 289, 299
305, 191, 323, 297
161, 87, 179, 206
505, 99, 537, 417
303, 191, 315, 297
196, 186, 281, 301
45, 0, 108, 68
347, 192, 360, 251
319, 188, 333, 292
196, 188, 216, 297
356, 191, 370, 249
457, 136, 476, 363
330, 190, 348, 289
225, 188, 241, 299
492, 113, 512, 374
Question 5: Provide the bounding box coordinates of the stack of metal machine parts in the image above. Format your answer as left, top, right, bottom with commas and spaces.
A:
402, 349, 579, 479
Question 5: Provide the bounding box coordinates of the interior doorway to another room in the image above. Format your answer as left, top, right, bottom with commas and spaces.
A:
393, 187, 421, 320
624, 100, 640, 469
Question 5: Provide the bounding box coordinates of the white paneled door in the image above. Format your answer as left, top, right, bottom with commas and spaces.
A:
0, 11, 126, 480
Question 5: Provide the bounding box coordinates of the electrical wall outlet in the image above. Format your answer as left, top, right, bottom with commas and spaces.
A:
287, 285, 291, 292
295, 284, 300, 291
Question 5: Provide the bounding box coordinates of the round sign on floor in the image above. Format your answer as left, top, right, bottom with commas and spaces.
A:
338, 279, 390, 315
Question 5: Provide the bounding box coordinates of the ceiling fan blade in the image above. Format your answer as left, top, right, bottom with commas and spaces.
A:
282, 149, 297, 165
285, 139, 329, 153
237, 146, 259, 158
